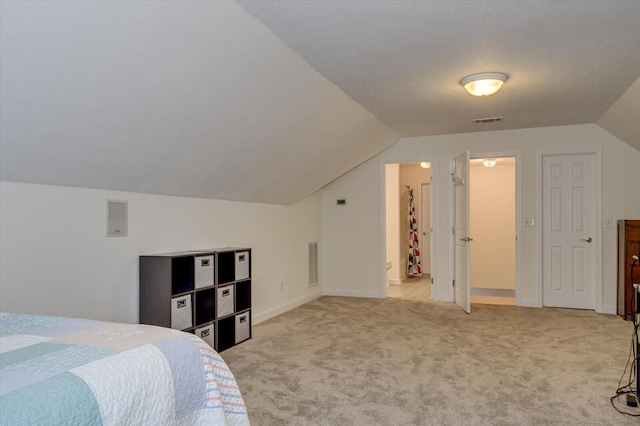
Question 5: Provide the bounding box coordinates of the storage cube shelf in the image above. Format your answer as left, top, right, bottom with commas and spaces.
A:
139, 248, 251, 352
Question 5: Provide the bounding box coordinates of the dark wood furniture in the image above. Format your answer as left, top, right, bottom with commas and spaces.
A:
618, 220, 640, 321
140, 248, 251, 351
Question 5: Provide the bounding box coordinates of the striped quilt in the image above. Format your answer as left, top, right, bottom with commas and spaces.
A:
0, 313, 249, 426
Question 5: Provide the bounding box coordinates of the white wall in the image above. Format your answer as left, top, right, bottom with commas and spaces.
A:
470, 161, 516, 290
321, 124, 640, 313
0, 182, 321, 324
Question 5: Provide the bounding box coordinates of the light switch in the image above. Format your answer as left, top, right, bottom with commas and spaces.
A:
524, 218, 535, 227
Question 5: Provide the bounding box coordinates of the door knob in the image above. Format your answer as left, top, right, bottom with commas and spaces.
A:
581, 237, 593, 243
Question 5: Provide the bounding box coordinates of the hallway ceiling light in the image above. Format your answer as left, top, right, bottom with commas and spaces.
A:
420, 162, 429, 169
483, 160, 497, 168
460, 72, 508, 96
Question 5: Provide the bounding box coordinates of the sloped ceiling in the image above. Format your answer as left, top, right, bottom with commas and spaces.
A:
2, 2, 639, 207
238, 0, 640, 143
0, 1, 398, 205
597, 76, 640, 151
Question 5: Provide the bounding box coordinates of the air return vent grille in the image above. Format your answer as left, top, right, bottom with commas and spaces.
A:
473, 117, 504, 124
308, 241, 318, 287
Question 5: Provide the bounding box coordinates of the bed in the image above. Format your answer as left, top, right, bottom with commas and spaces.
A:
0, 313, 249, 425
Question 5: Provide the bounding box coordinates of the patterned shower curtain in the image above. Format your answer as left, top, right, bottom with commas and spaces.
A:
407, 188, 422, 276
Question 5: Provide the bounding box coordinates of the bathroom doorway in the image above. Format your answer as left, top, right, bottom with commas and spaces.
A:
385, 162, 433, 302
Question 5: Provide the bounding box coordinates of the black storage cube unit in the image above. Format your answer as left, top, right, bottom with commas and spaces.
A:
236, 280, 251, 312
217, 316, 236, 352
140, 248, 251, 352
172, 256, 194, 294
195, 288, 216, 326
217, 251, 235, 285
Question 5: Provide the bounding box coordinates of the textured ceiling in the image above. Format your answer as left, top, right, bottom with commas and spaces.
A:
2, 1, 639, 207
238, 0, 640, 138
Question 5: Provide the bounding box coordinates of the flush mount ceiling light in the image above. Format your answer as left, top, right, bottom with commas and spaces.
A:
483, 160, 497, 168
460, 72, 509, 97
420, 162, 429, 169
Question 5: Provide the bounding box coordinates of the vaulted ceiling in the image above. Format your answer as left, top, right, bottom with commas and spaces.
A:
1, 1, 639, 206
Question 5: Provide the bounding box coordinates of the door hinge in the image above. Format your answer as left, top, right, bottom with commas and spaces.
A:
453, 279, 455, 287
431, 277, 434, 285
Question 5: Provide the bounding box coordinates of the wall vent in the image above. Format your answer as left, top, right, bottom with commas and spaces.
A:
308, 241, 318, 287
473, 117, 504, 124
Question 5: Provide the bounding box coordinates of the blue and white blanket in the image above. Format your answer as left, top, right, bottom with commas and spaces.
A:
0, 313, 249, 425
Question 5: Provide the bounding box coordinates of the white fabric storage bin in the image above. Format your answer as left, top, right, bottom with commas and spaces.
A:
216, 285, 234, 318
235, 312, 250, 344
170, 295, 192, 330
195, 324, 214, 348
194, 255, 214, 289
235, 251, 250, 280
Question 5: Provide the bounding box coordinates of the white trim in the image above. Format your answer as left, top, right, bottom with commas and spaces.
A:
520, 298, 541, 308
323, 289, 384, 298
252, 291, 321, 325
430, 162, 438, 301
537, 148, 603, 312
380, 160, 389, 297
448, 155, 455, 302
387, 278, 403, 285
470, 288, 516, 297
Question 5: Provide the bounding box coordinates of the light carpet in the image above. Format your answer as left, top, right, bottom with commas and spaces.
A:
222, 296, 639, 425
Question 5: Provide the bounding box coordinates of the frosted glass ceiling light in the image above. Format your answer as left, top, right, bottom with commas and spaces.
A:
483, 160, 497, 168
420, 162, 429, 169
460, 72, 508, 96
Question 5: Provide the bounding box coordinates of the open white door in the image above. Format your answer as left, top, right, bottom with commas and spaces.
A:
454, 151, 471, 313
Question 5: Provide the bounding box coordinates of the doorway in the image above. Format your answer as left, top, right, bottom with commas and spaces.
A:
469, 156, 517, 306
384, 162, 433, 302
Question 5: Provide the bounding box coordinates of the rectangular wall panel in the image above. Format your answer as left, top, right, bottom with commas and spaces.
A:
573, 247, 585, 293
572, 187, 584, 232
551, 247, 563, 291
551, 188, 562, 232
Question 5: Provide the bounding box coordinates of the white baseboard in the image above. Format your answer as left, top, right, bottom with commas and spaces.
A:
470, 288, 516, 297
387, 279, 403, 285
252, 291, 321, 325
322, 289, 384, 298
519, 297, 542, 308
599, 304, 617, 315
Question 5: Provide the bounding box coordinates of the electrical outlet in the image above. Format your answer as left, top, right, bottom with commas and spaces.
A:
524, 217, 535, 227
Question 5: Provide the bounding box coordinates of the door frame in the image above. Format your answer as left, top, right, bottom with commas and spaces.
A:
449, 151, 522, 305
472, 152, 521, 305
537, 149, 602, 312
418, 181, 432, 276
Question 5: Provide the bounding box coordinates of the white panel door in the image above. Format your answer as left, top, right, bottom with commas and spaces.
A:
542, 153, 596, 309
454, 151, 471, 313
420, 182, 431, 275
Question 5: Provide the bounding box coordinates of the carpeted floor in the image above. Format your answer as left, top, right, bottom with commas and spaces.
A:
222, 296, 639, 425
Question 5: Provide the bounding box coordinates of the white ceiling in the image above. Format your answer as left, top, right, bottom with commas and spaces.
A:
1, 1, 639, 206
238, 0, 640, 137
0, 1, 397, 205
